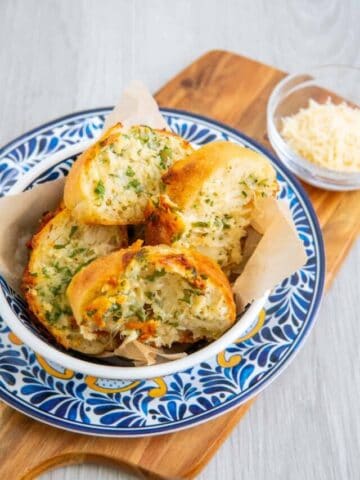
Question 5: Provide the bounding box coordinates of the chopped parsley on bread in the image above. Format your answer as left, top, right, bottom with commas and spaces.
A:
22, 207, 128, 354
145, 141, 278, 272
67, 242, 236, 348
64, 124, 193, 225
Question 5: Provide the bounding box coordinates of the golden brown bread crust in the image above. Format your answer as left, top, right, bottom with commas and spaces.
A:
64, 124, 121, 224
145, 141, 278, 270
67, 242, 236, 348
22, 207, 128, 354
67, 241, 143, 324
160, 146, 220, 209
144, 195, 185, 246
161, 141, 272, 208
64, 123, 193, 225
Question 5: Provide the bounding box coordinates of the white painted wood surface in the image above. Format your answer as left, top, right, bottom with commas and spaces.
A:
1, 1, 359, 479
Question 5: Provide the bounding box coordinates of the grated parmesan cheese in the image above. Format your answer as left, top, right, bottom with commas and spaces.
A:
281, 99, 360, 172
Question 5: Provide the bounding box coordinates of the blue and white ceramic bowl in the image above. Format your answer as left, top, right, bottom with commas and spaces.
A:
0, 108, 325, 436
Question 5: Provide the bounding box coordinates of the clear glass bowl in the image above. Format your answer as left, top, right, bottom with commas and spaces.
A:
267, 65, 360, 190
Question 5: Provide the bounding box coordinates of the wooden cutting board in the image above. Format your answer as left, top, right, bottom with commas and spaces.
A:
1, 50, 359, 480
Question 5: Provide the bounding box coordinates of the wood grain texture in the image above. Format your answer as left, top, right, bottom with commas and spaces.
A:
0, 398, 255, 480
0, 1, 359, 480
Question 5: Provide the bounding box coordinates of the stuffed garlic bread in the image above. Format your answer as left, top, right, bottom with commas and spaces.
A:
64, 123, 193, 225
145, 141, 278, 272
22, 207, 128, 354
67, 242, 236, 348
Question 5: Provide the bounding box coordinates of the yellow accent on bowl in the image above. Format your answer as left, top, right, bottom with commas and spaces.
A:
217, 351, 242, 368
148, 378, 167, 398
36, 355, 74, 379
8, 332, 23, 345
216, 309, 266, 367
85, 376, 140, 393
236, 308, 266, 343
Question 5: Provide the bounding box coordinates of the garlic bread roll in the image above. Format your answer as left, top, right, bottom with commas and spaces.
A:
64, 124, 193, 225
145, 141, 278, 272
22, 208, 128, 354
67, 242, 236, 348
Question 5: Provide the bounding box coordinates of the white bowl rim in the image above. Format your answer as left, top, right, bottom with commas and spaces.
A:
1, 142, 269, 380
0, 285, 268, 380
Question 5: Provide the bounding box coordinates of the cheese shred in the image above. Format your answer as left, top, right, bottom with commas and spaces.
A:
281, 99, 360, 172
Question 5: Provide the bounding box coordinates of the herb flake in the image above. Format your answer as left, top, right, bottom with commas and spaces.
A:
126, 178, 143, 194
94, 180, 105, 199
191, 221, 210, 228
125, 166, 135, 177
146, 268, 166, 281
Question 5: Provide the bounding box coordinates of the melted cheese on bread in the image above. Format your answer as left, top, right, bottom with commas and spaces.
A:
145, 142, 278, 272
67, 242, 236, 348
64, 124, 193, 225
22, 208, 128, 353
